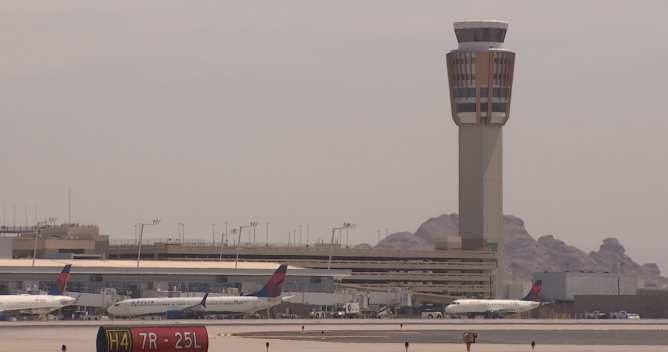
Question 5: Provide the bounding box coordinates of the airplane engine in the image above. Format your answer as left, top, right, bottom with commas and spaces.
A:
166, 310, 187, 319
486, 311, 501, 319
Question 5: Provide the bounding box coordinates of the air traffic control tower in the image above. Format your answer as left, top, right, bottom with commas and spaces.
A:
446, 20, 516, 298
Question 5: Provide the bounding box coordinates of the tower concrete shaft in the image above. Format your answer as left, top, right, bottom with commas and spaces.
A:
446, 20, 516, 298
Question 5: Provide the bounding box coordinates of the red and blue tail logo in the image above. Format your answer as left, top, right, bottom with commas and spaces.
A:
248, 264, 287, 298
47, 264, 71, 296
521, 279, 542, 302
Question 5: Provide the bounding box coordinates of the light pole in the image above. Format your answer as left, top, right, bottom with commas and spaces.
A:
134, 224, 137, 244
220, 229, 237, 261
181, 223, 185, 243
235, 223, 254, 268
266, 222, 269, 245
33, 218, 56, 266
212, 223, 215, 244
235, 247, 242, 269
224, 222, 228, 244
299, 225, 302, 246
178, 223, 181, 242
237, 222, 258, 247
328, 223, 353, 270
137, 219, 160, 268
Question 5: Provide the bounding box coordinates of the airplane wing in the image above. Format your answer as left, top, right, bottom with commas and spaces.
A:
495, 307, 522, 313
540, 301, 555, 306
180, 293, 209, 313
0, 306, 64, 315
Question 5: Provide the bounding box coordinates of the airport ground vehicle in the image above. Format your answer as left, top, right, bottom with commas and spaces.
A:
310, 303, 361, 319
331, 303, 361, 318
609, 311, 640, 319
585, 311, 607, 319
421, 309, 443, 319
276, 313, 298, 319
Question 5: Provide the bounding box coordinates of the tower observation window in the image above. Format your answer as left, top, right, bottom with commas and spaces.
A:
457, 103, 477, 113
455, 28, 507, 43
492, 103, 506, 112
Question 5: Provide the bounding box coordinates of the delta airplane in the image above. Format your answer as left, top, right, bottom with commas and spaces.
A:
107, 264, 290, 318
0, 264, 77, 317
445, 279, 553, 319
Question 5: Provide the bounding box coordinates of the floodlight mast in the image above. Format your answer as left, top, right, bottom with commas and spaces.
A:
328, 223, 354, 270
235, 222, 257, 268
32, 217, 56, 267
136, 219, 160, 268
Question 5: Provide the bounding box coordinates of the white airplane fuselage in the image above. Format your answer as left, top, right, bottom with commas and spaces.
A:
445, 299, 540, 315
0, 294, 76, 315
107, 296, 285, 317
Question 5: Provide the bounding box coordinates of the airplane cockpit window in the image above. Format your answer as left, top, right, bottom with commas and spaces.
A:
112, 303, 120, 307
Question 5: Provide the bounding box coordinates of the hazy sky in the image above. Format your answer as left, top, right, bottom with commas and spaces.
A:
2, 2, 667, 270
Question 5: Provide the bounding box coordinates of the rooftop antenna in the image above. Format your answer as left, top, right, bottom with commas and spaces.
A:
68, 189, 71, 225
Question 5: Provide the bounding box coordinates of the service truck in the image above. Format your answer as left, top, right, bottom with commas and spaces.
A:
584, 311, 607, 319
330, 303, 361, 319
421, 309, 443, 319
609, 311, 640, 319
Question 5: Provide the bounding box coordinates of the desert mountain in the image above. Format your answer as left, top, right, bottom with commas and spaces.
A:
374, 214, 667, 288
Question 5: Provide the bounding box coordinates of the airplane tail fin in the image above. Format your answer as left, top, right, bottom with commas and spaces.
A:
47, 264, 72, 296
247, 264, 287, 298
521, 279, 542, 302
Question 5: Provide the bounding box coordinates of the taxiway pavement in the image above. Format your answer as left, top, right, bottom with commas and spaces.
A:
0, 321, 666, 352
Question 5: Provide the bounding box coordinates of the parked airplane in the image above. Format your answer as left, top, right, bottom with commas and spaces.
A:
0, 264, 77, 317
107, 264, 290, 318
445, 279, 553, 319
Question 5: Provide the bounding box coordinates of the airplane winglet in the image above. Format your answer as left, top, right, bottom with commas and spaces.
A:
200, 293, 209, 309
72, 293, 83, 305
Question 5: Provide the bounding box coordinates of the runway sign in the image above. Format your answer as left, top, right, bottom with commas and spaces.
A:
96, 325, 209, 352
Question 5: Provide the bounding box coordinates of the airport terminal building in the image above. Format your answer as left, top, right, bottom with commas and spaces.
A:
107, 239, 498, 297
3, 225, 498, 301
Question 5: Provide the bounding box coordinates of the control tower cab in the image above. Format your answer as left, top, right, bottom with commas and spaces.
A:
446, 20, 515, 125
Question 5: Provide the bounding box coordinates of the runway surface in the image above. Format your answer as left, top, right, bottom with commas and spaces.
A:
0, 321, 667, 352
233, 329, 668, 345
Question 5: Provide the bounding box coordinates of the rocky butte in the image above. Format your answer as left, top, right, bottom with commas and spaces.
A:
372, 214, 667, 288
